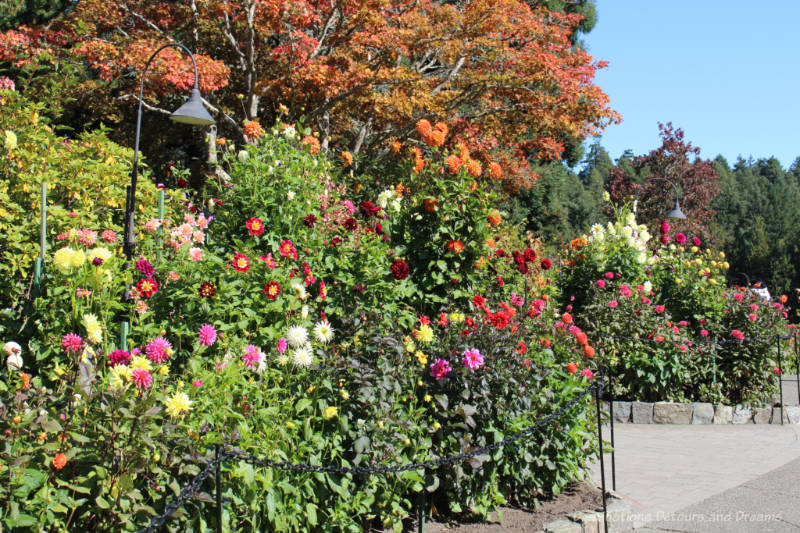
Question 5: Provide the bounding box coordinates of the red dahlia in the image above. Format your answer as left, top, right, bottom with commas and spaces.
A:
198, 282, 216, 298
137, 277, 159, 298
264, 281, 281, 300
390, 259, 410, 280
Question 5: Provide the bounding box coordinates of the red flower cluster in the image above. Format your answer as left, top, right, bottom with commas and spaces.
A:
246, 217, 264, 236
359, 201, 381, 217
198, 281, 216, 299
512, 248, 537, 274
391, 259, 410, 280
264, 281, 281, 300
472, 295, 516, 330
137, 277, 158, 298
232, 253, 250, 273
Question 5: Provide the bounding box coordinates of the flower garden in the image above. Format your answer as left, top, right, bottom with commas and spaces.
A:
1, 86, 797, 532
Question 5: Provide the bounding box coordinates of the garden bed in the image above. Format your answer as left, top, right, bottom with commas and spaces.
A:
409, 482, 603, 533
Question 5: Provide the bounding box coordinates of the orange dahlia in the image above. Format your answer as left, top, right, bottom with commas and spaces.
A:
467, 159, 482, 178
243, 120, 263, 139
488, 161, 502, 179
446, 155, 461, 174
301, 135, 320, 155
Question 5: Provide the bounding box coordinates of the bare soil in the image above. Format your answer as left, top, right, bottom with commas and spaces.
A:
414, 482, 603, 532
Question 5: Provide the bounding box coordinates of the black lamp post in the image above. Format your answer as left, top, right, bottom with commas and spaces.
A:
123, 42, 215, 263
120, 43, 215, 349
636, 177, 687, 219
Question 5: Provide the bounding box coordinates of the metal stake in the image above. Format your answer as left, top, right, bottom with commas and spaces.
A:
607, 367, 616, 491
418, 484, 426, 533
216, 444, 222, 533
156, 189, 165, 262
33, 181, 47, 297
795, 332, 799, 406
777, 336, 784, 425
594, 378, 608, 533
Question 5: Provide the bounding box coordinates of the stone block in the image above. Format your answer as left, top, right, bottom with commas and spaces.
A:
566, 511, 599, 533
692, 402, 714, 424
753, 407, 772, 424
713, 405, 733, 424
732, 405, 753, 424
631, 402, 654, 423
612, 401, 631, 423
786, 406, 800, 424
653, 402, 693, 424
771, 406, 790, 424
544, 519, 582, 533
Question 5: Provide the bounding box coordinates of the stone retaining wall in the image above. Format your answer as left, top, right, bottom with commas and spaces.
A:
606, 401, 799, 425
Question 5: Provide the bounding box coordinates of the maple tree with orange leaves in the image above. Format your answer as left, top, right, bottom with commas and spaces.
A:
0, 0, 619, 188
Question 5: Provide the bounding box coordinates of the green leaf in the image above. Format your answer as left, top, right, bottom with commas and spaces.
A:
306, 503, 318, 526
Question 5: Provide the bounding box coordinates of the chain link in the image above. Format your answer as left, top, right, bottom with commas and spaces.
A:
137, 377, 603, 529
226, 377, 601, 476
136, 452, 226, 533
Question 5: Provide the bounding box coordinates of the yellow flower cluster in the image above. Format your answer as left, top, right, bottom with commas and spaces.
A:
53, 247, 85, 271
83, 314, 102, 344
414, 324, 434, 343
415, 350, 428, 366
164, 392, 192, 418
449, 312, 466, 324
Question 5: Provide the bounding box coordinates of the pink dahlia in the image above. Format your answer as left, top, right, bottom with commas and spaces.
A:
198, 324, 217, 346
130, 368, 153, 390
61, 333, 84, 353
674, 233, 687, 244
136, 259, 155, 276
581, 369, 594, 380
242, 344, 262, 368
731, 329, 745, 341
700, 329, 709, 337
430, 358, 452, 380
462, 348, 484, 370
596, 280, 606, 288
692, 237, 702, 246
276, 338, 288, 354
654, 305, 665, 314
101, 230, 117, 243
608, 300, 618, 309
109, 349, 131, 366
145, 337, 172, 364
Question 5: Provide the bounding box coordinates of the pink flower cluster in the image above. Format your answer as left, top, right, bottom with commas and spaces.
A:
168, 212, 209, 250
198, 324, 218, 346
146, 337, 172, 363
430, 359, 452, 380
462, 348, 484, 370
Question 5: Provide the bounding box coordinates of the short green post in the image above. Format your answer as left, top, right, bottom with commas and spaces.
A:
156, 189, 165, 261
33, 182, 47, 296
120, 321, 129, 351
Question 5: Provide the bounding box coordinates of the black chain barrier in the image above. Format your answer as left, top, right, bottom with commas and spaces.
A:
135, 375, 604, 532
137, 452, 227, 533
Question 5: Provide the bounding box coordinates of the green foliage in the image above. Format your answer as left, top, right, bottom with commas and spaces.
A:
562, 207, 792, 403
0, 91, 170, 325
2, 128, 599, 531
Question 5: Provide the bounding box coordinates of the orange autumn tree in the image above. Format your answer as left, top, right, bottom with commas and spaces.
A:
0, 0, 619, 188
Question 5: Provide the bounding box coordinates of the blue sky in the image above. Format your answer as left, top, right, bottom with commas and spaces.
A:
584, 1, 800, 168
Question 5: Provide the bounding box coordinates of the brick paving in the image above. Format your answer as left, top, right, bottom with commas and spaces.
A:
589, 424, 800, 530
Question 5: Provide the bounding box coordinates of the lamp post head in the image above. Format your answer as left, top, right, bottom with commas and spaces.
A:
170, 88, 215, 126
666, 198, 687, 219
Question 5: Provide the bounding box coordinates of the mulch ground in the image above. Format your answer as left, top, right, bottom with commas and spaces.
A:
392, 482, 603, 532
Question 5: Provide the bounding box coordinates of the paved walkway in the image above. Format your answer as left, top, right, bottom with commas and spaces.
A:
589, 424, 800, 531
